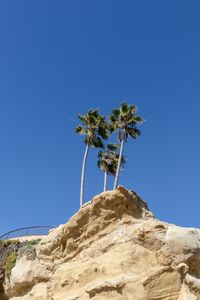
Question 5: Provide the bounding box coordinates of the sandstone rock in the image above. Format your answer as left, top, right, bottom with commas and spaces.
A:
9, 283, 48, 300
1, 186, 200, 299
7, 256, 51, 298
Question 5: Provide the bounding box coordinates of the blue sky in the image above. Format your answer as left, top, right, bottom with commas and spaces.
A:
0, 1, 200, 235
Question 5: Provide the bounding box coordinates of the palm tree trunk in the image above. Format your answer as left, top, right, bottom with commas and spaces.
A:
80, 142, 90, 208
104, 171, 107, 192
113, 132, 125, 189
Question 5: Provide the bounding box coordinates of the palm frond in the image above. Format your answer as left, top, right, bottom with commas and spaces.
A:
98, 124, 109, 140
97, 159, 105, 170
129, 105, 137, 114
111, 109, 120, 117
98, 150, 104, 158
132, 115, 144, 124
91, 136, 104, 148
107, 143, 118, 151
109, 114, 118, 123
83, 136, 90, 144
87, 114, 97, 126
126, 127, 141, 138
78, 114, 87, 123
75, 125, 86, 135
88, 109, 99, 119
120, 102, 129, 114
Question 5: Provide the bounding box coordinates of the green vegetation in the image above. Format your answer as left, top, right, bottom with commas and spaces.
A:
2, 239, 20, 247
75, 109, 109, 207
23, 239, 41, 246
75, 102, 144, 205
97, 144, 126, 192
0, 239, 41, 277
5, 252, 17, 276
109, 103, 144, 188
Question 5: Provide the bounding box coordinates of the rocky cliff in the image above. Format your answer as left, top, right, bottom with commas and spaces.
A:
1, 186, 200, 299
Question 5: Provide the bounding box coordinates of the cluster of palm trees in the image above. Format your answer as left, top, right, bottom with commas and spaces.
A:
75, 102, 144, 208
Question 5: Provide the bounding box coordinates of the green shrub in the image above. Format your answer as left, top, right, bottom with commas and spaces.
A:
1, 239, 40, 277
24, 239, 41, 246
5, 252, 17, 276
3, 240, 20, 247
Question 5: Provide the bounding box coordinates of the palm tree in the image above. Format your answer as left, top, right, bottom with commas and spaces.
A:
109, 102, 144, 189
97, 144, 126, 192
75, 109, 109, 207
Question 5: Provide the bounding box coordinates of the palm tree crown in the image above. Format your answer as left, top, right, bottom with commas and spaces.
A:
75, 109, 109, 147
109, 102, 144, 142
97, 143, 126, 192
97, 144, 126, 176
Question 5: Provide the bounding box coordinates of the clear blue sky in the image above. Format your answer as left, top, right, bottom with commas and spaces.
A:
0, 1, 200, 235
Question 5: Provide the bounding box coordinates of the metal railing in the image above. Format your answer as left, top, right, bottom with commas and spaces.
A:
0, 226, 56, 240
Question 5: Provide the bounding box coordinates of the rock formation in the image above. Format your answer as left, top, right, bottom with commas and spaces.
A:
1, 186, 200, 299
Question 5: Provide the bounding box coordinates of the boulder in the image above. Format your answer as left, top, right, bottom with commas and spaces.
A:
1, 186, 199, 299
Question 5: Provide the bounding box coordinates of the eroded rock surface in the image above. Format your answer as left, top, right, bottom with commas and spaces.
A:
2, 186, 200, 299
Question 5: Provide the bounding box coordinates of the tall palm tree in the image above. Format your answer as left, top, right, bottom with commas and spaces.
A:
109, 102, 144, 189
97, 144, 126, 192
75, 109, 109, 207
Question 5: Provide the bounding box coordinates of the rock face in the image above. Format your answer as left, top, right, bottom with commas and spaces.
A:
2, 186, 200, 299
